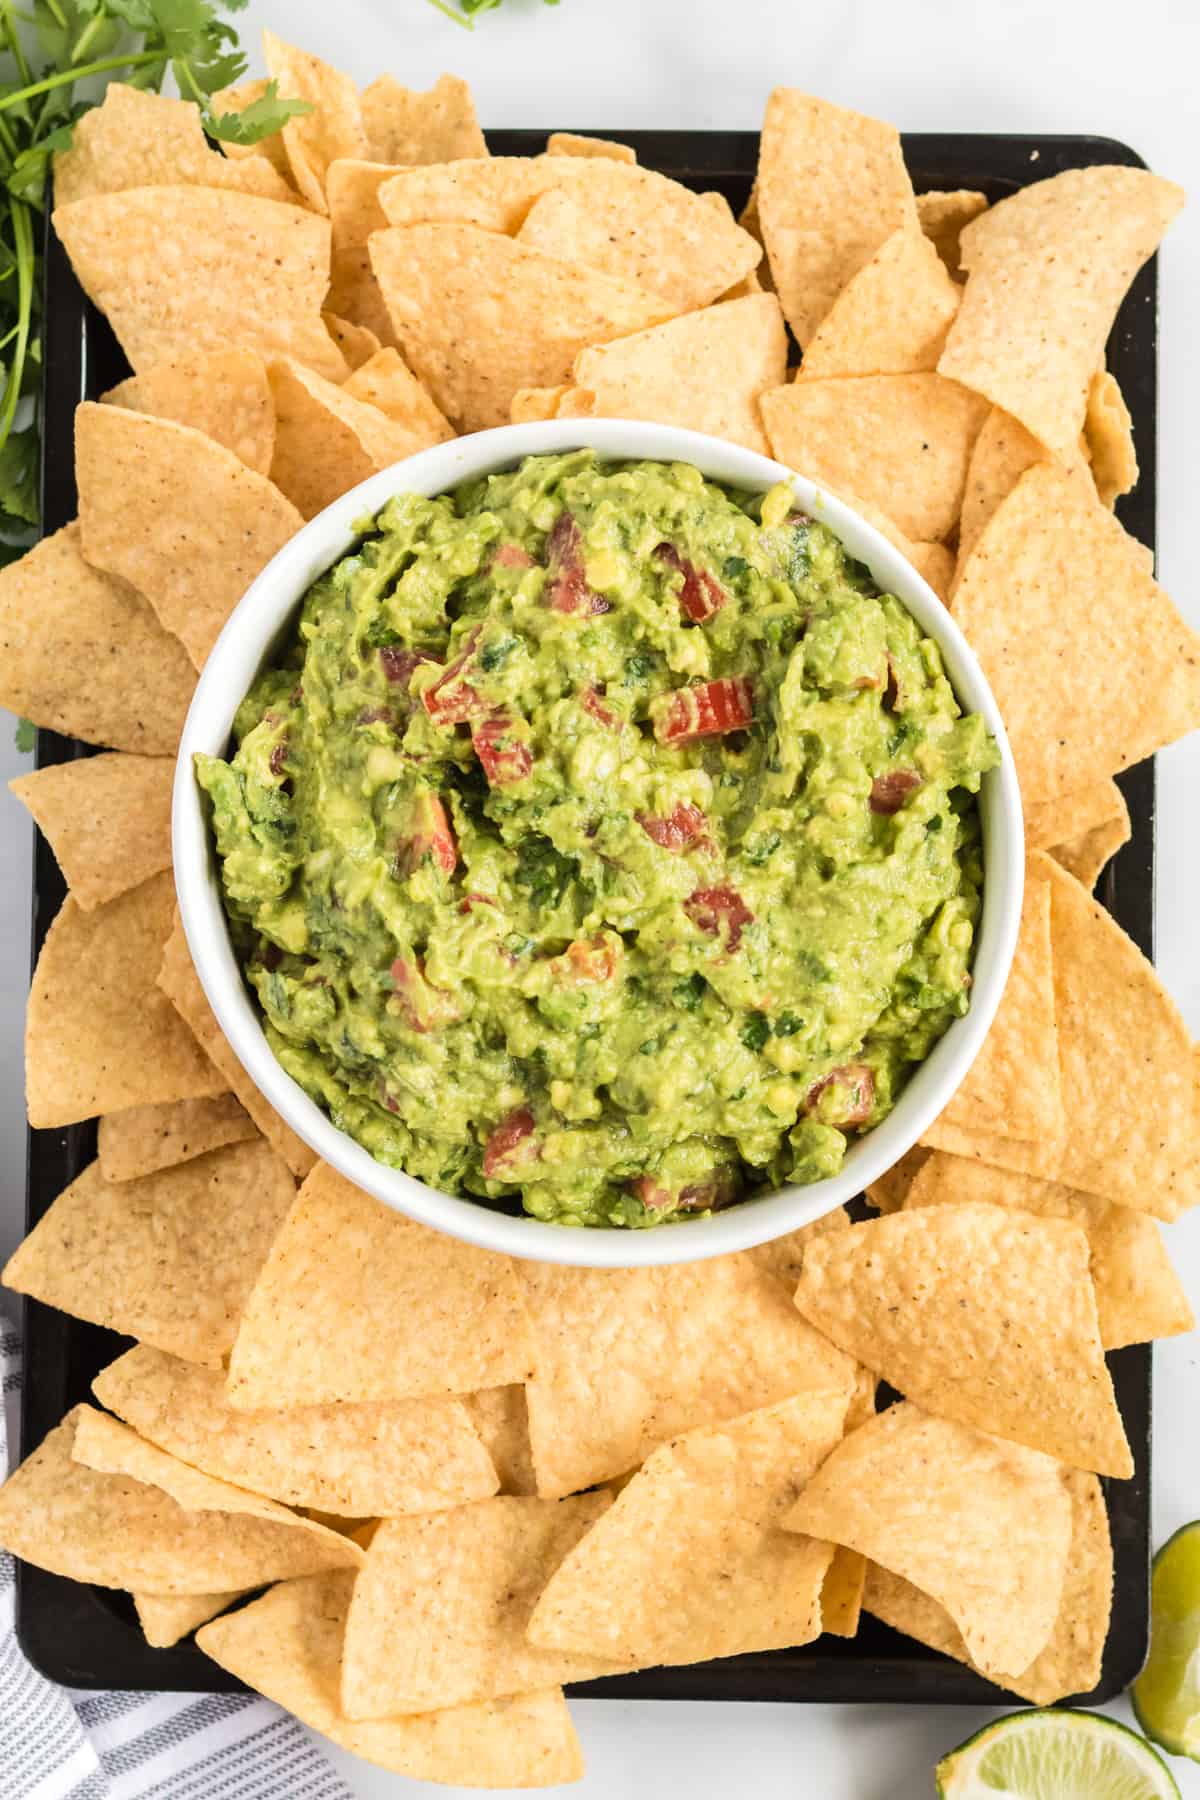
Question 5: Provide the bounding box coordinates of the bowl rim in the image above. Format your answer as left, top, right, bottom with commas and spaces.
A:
173, 418, 1024, 1269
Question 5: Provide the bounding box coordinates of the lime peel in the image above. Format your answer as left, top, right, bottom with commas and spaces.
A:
936, 1707, 1181, 1800
1133, 1519, 1200, 1761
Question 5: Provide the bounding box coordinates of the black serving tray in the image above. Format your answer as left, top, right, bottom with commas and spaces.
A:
17, 129, 1156, 1704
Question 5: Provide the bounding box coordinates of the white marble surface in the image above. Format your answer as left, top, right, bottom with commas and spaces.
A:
1, 0, 1198, 1792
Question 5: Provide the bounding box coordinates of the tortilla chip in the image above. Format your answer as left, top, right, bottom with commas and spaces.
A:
76, 403, 303, 669
98, 1094, 257, 1183
262, 31, 367, 214
1051, 813, 1131, 890
1024, 779, 1128, 852
94, 1344, 500, 1517
955, 404, 1048, 568
554, 388, 598, 419
865, 1144, 930, 1214
341, 1494, 626, 1718
10, 752, 172, 910
510, 386, 572, 424
462, 1388, 537, 1496
792, 1201, 1132, 1476
198, 1573, 583, 1786
744, 1206, 852, 1290
0, 524, 195, 754
267, 357, 442, 520
156, 910, 317, 1178
761, 374, 988, 541
134, 1588, 250, 1648
53, 82, 294, 208
547, 130, 635, 163
3, 1140, 295, 1366
520, 1252, 857, 1499
226, 1162, 535, 1408
1085, 368, 1138, 507
953, 463, 1200, 800
863, 1467, 1111, 1703
822, 1547, 867, 1637
340, 348, 453, 446
322, 311, 380, 372
25, 871, 223, 1127
53, 187, 346, 381
783, 1402, 1072, 1680
915, 189, 989, 279
0, 1410, 358, 1596
938, 165, 1183, 458
369, 224, 673, 432
798, 227, 960, 378
362, 73, 487, 165
757, 90, 917, 346
104, 350, 275, 475
566, 293, 787, 454
908, 540, 955, 600
528, 1393, 847, 1666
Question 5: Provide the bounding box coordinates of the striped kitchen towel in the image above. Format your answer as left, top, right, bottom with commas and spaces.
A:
0, 1313, 353, 1800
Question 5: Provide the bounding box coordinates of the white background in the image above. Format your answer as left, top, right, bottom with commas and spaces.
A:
2, 1, 1198, 1794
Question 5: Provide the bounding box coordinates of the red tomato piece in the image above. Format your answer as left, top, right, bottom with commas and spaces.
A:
381, 646, 440, 687
422, 626, 485, 725
493, 542, 535, 569
544, 511, 610, 615
580, 684, 620, 729
551, 935, 621, 986
683, 885, 753, 949
398, 793, 457, 876
390, 957, 461, 1032
652, 677, 754, 744
869, 770, 923, 815
638, 801, 708, 851
472, 715, 533, 786
806, 1064, 875, 1127
483, 1106, 538, 1178
655, 541, 728, 623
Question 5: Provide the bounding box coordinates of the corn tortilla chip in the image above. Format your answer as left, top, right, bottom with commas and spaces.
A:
9, 751, 172, 911
94, 1345, 500, 1517
0, 524, 195, 754
547, 130, 635, 163
567, 293, 787, 454
520, 1253, 857, 1499
0, 1410, 357, 1597
865, 1143, 930, 1214
792, 1201, 1132, 1476
744, 1204, 852, 1289
1085, 367, 1138, 507
761, 374, 988, 542
863, 1467, 1111, 1703
362, 73, 487, 166
1051, 814, 1131, 890
324, 161, 406, 344
134, 1588, 250, 1648
341, 347, 453, 443
784, 1402, 1072, 1679
262, 31, 367, 214
267, 357, 443, 520
25, 872, 223, 1127
369, 224, 673, 432
955, 405, 1048, 569
103, 350, 275, 476
226, 1162, 535, 1408
1024, 779, 1128, 853
952, 463, 1200, 800
54, 187, 346, 381
822, 1547, 867, 1637
938, 165, 1183, 459
76, 403, 303, 670
915, 189, 989, 278
908, 540, 955, 601
3, 1140, 295, 1366
198, 1574, 583, 1787
98, 1093, 257, 1183
757, 90, 917, 346
798, 227, 960, 378
341, 1495, 626, 1718
462, 1388, 537, 1496
322, 311, 380, 372
527, 1394, 847, 1666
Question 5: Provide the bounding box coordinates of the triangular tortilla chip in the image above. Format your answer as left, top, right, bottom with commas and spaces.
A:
262, 30, 367, 213
10, 752, 172, 910
955, 405, 1049, 570
761, 374, 988, 541
321, 311, 380, 371
791, 1201, 1132, 1475
757, 89, 918, 345
76, 403, 303, 669
226, 1162, 535, 1408
53, 187, 346, 381
25, 871, 223, 1126
1024, 779, 1127, 853
953, 463, 1200, 800
915, 189, 989, 278
462, 1388, 537, 1496
198, 1573, 583, 1786
908, 540, 954, 600
370, 223, 673, 431
362, 73, 487, 165
1085, 367, 1138, 507
821, 1546, 867, 1637
94, 1344, 499, 1517
267, 357, 443, 519
547, 130, 635, 163
520, 1252, 858, 1499
863, 1467, 1111, 1704
134, 1588, 250, 1648
98, 1093, 257, 1183
798, 227, 960, 377
341, 1494, 627, 1718
103, 349, 275, 475
783, 1402, 1072, 1680
510, 386, 572, 424
939, 165, 1183, 458
0, 1410, 358, 1596
340, 347, 453, 443
567, 293, 787, 454
0, 523, 195, 753
1050, 814, 1130, 890
527, 1393, 847, 1666
865, 1143, 930, 1214
3, 1140, 295, 1366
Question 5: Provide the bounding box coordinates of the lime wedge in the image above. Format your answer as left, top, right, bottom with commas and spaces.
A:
1133, 1519, 1200, 1760
936, 1708, 1180, 1799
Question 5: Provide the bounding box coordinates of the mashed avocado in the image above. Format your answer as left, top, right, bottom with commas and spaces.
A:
198, 452, 996, 1228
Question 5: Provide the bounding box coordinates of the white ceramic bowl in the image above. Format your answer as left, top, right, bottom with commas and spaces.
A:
174, 420, 1023, 1268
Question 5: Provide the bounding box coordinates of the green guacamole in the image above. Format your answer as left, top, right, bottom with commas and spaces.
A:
198, 452, 996, 1228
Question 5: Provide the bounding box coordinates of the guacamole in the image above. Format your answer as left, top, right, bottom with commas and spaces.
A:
198, 452, 996, 1228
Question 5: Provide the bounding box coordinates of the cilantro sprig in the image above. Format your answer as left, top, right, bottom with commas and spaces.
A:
427, 0, 560, 27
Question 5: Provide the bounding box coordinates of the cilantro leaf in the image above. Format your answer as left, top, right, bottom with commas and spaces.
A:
206, 78, 312, 145
14, 717, 35, 753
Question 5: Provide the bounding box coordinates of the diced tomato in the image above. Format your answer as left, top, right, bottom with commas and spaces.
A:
883, 654, 905, 714
655, 541, 728, 623
390, 957, 461, 1032
381, 646, 440, 687
544, 511, 610, 615
459, 891, 498, 914
806, 1064, 875, 1127
550, 935, 621, 987
638, 801, 708, 851
632, 1172, 736, 1213
422, 626, 485, 725
683, 885, 753, 950
653, 677, 754, 745
398, 793, 457, 877
472, 714, 533, 786
580, 684, 620, 729
483, 1106, 538, 1178
268, 738, 288, 777
870, 770, 923, 815
493, 542, 535, 570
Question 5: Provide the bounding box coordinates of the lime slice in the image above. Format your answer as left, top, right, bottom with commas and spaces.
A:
936, 1708, 1180, 1799
1133, 1519, 1200, 1760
